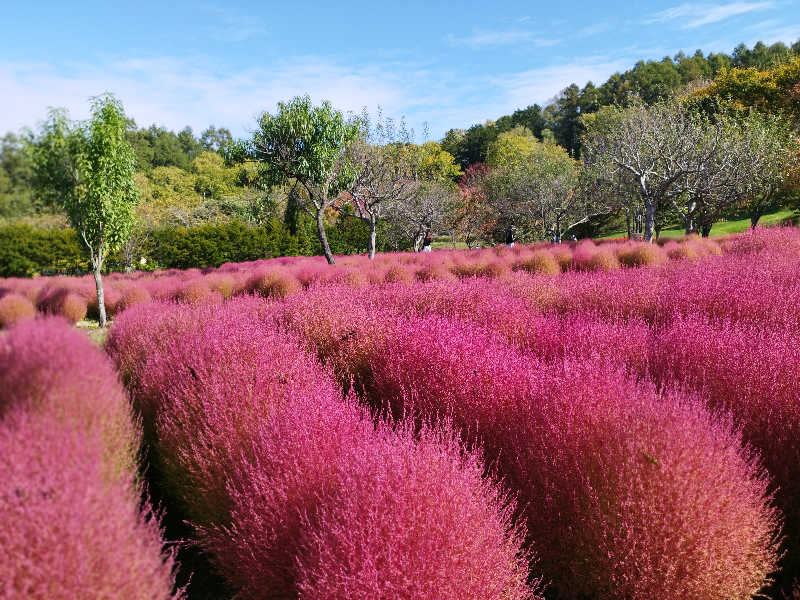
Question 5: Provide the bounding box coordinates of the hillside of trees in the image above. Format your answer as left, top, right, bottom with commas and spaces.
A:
1, 38, 799, 275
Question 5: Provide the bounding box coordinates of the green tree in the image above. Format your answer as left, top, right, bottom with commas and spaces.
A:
246, 95, 360, 264
31, 94, 138, 326
486, 126, 537, 169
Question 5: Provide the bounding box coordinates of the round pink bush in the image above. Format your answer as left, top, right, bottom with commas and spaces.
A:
296, 424, 535, 600
0, 293, 36, 328
117, 285, 152, 313
0, 319, 178, 599
651, 316, 800, 588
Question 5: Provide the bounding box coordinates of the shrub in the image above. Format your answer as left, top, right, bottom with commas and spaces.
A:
587, 248, 620, 271
651, 316, 800, 590
414, 263, 457, 282
174, 280, 214, 305
206, 274, 236, 299
0, 293, 36, 328
117, 285, 152, 313
245, 269, 301, 299
383, 264, 413, 284
666, 241, 700, 260
295, 423, 535, 600
513, 250, 560, 275
0, 319, 178, 599
550, 246, 573, 271
476, 260, 509, 279
58, 291, 88, 323
0, 414, 179, 600
362, 316, 779, 600
617, 243, 668, 268
111, 301, 535, 599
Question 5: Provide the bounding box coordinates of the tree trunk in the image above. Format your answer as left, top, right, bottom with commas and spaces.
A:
625, 210, 631, 239
701, 222, 713, 237
316, 209, 335, 265
93, 266, 107, 328
750, 210, 762, 229
644, 200, 656, 243
368, 221, 377, 260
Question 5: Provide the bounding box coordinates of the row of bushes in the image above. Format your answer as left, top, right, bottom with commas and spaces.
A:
0, 319, 178, 598
278, 285, 782, 599
0, 216, 390, 278
107, 300, 538, 599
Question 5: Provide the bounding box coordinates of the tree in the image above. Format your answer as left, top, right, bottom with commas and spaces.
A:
582, 100, 720, 242
386, 180, 456, 251
246, 95, 360, 264
31, 94, 138, 326
694, 111, 796, 232
486, 126, 537, 169
346, 111, 419, 259
453, 163, 494, 247
200, 125, 233, 153
484, 138, 592, 242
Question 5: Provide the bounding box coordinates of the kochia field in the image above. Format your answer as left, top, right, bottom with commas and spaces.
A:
2, 227, 799, 600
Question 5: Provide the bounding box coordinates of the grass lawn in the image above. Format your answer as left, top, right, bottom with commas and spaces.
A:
601, 208, 796, 240
76, 319, 107, 346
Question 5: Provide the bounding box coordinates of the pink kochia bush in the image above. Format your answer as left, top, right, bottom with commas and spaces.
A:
0, 319, 178, 599
0, 292, 36, 328
108, 301, 537, 600
651, 316, 800, 581
360, 316, 779, 600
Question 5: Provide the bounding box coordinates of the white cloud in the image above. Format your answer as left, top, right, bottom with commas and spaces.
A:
646, 2, 773, 29
492, 58, 631, 111
445, 29, 560, 48
0, 56, 412, 138
0, 52, 636, 142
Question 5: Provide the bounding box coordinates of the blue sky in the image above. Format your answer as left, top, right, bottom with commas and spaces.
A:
2, 1, 799, 140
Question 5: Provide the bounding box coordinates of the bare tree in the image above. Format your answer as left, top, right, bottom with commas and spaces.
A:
582, 100, 720, 242
386, 180, 455, 251
345, 110, 419, 258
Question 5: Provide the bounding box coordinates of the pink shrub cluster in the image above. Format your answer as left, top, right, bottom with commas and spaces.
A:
108, 301, 537, 600
364, 316, 780, 600
3, 227, 786, 324
0, 319, 178, 599
278, 293, 780, 599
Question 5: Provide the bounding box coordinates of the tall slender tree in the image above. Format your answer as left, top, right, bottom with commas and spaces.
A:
31, 94, 138, 326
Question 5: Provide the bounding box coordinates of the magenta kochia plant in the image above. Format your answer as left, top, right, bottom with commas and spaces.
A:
365, 315, 780, 600
651, 316, 800, 586
0, 319, 178, 599
111, 299, 537, 599
294, 422, 534, 600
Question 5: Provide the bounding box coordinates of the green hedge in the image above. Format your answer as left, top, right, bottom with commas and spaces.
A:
0, 224, 88, 277
141, 219, 303, 270
0, 216, 399, 278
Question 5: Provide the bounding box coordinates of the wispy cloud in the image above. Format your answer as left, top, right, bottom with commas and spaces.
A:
203, 6, 268, 42
0, 53, 641, 141
646, 2, 773, 29
445, 29, 560, 48
577, 21, 614, 38
492, 57, 631, 110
